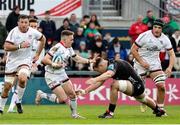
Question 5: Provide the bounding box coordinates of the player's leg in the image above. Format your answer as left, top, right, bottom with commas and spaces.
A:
35, 87, 68, 105
7, 90, 18, 113
62, 80, 85, 119
7, 77, 18, 113
134, 63, 148, 112
16, 66, 31, 113
0, 75, 16, 114
98, 80, 119, 118
150, 71, 166, 111
134, 93, 165, 116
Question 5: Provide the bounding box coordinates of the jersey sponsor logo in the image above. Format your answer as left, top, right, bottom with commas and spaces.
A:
147, 45, 160, 51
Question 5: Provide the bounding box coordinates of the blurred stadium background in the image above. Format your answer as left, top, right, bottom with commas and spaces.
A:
0, 0, 180, 124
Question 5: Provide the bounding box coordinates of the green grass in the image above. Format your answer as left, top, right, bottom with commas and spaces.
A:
0, 105, 180, 124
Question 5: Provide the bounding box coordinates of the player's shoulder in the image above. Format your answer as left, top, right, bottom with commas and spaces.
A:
138, 30, 150, 39
160, 33, 170, 40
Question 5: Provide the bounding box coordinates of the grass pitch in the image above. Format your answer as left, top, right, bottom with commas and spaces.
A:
0, 105, 180, 124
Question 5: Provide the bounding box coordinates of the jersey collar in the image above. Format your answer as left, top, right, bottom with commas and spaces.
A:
60, 41, 67, 48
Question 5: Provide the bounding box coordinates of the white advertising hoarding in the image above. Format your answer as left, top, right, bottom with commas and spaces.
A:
0, 0, 82, 17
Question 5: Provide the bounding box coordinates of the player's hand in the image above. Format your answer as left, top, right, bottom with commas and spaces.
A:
20, 41, 30, 48
141, 61, 150, 69
31, 63, 38, 73
33, 54, 39, 63
89, 53, 99, 63
75, 89, 86, 96
86, 78, 96, 85
51, 62, 64, 69
165, 67, 172, 77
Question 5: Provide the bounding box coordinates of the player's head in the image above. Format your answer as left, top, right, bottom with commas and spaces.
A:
93, 57, 108, 73
18, 14, 29, 33
29, 18, 38, 29
61, 30, 74, 48
152, 19, 164, 37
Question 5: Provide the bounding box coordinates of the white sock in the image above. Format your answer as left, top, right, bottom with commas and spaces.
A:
8, 91, 18, 111
16, 86, 25, 103
70, 98, 77, 115
0, 97, 8, 111
157, 104, 164, 109
41, 93, 58, 103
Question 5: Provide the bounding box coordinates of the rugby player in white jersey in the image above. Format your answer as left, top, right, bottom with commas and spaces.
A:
0, 15, 46, 114
35, 30, 94, 118
7, 18, 45, 113
130, 19, 175, 114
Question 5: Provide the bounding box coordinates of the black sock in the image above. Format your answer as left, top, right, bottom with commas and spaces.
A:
153, 105, 159, 112
108, 103, 116, 113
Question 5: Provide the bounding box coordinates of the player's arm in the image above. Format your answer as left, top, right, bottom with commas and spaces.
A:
130, 43, 149, 69
41, 53, 53, 66
72, 54, 90, 64
4, 42, 19, 51
4, 41, 30, 51
84, 70, 115, 94
36, 35, 46, 57
165, 49, 176, 76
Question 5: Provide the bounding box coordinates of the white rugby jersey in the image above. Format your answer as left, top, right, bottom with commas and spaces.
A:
5, 26, 43, 68
45, 42, 76, 74
135, 30, 172, 63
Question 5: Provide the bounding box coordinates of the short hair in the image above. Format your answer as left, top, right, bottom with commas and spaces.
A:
18, 14, 29, 21
29, 18, 37, 23
63, 18, 69, 23
61, 30, 74, 38
147, 10, 152, 14
93, 57, 102, 69
153, 19, 164, 28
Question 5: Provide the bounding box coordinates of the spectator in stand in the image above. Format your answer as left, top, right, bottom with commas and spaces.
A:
107, 37, 127, 61
73, 27, 88, 50
80, 15, 90, 31
91, 36, 106, 59
29, 9, 38, 20
39, 10, 56, 51
69, 13, 79, 33
89, 14, 102, 32
103, 32, 114, 49
162, 14, 180, 37
0, 21, 7, 49
5, 6, 20, 32
171, 30, 180, 71
75, 41, 90, 70
128, 15, 148, 44
143, 10, 156, 30
170, 30, 180, 53
84, 22, 100, 42
54, 18, 71, 42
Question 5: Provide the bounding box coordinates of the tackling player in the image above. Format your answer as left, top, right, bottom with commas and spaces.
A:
76, 58, 166, 118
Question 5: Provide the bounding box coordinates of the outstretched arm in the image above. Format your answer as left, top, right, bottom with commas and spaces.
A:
83, 70, 115, 94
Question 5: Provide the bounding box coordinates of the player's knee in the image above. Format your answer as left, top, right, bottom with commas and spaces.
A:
1, 83, 12, 97
156, 83, 165, 92
18, 75, 27, 85
110, 82, 118, 90
68, 92, 76, 99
